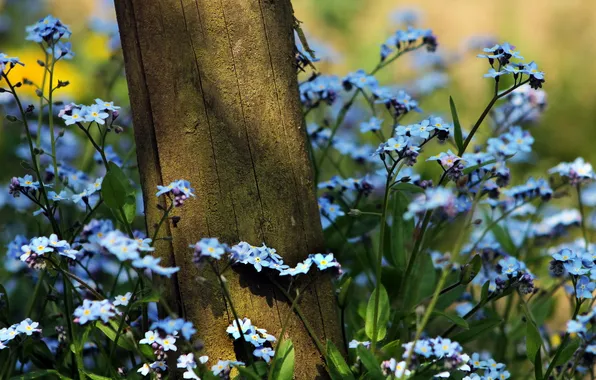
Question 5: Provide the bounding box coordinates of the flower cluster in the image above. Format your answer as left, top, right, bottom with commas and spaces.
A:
156, 179, 195, 207
176, 353, 206, 380
226, 317, 276, 363
532, 209, 581, 238
381, 26, 438, 62
318, 176, 374, 196
73, 299, 118, 325
549, 157, 595, 185
80, 228, 179, 277
19, 234, 79, 269
550, 246, 596, 298
0, 319, 41, 350
487, 126, 534, 157
479, 42, 545, 89
492, 85, 547, 130
319, 196, 345, 229
60, 99, 120, 126
192, 238, 341, 276
150, 317, 197, 340
0, 53, 23, 72
404, 187, 458, 220
299, 74, 342, 108
470, 251, 536, 295
25, 15, 73, 60
372, 116, 451, 169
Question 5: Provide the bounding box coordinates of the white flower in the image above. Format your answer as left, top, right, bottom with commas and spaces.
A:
137, 363, 150, 376
139, 330, 158, 345
158, 335, 177, 351
113, 292, 132, 307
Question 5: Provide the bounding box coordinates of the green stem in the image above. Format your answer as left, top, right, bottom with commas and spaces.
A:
544, 298, 584, 379
109, 278, 141, 360
209, 262, 256, 368
459, 79, 529, 155
69, 199, 104, 244
36, 50, 49, 165
270, 277, 327, 357
577, 184, 589, 249
151, 201, 174, 244
371, 159, 403, 351
3, 73, 61, 235
48, 46, 59, 191
267, 278, 316, 379
405, 176, 487, 368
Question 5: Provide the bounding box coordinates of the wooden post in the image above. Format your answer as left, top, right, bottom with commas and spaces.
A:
114, 0, 342, 377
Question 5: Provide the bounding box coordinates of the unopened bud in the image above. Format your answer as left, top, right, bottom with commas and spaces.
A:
36, 59, 45, 67
348, 209, 362, 216
6, 115, 17, 122
415, 305, 425, 317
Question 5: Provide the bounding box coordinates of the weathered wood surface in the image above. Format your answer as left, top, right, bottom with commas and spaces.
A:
114, 0, 342, 377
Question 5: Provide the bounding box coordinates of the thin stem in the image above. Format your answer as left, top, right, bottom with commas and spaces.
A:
109, 277, 141, 360
269, 277, 327, 357
209, 262, 256, 368
36, 50, 49, 165
459, 79, 529, 155
577, 184, 590, 249
405, 176, 488, 368
69, 199, 104, 244
267, 277, 317, 379
151, 201, 175, 244
48, 45, 59, 191
371, 159, 404, 351
544, 298, 583, 379
3, 73, 60, 235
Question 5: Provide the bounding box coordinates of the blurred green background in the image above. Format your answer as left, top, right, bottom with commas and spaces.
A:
294, 0, 596, 172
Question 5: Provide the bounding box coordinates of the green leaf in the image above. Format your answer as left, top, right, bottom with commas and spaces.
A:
338, 277, 353, 309
391, 182, 424, 194
453, 317, 502, 344
404, 252, 437, 310
356, 345, 383, 377
101, 162, 136, 222
235, 366, 261, 380
95, 321, 135, 351
534, 349, 544, 380
390, 192, 412, 269
86, 374, 112, 380
26, 340, 55, 369
460, 254, 482, 285
431, 310, 469, 330
450, 96, 464, 153
326, 340, 355, 380
10, 370, 71, 380
270, 340, 295, 380
101, 171, 127, 210
486, 215, 517, 254
526, 321, 543, 366
365, 285, 390, 342
136, 291, 160, 304
554, 339, 581, 366
480, 280, 491, 301
379, 340, 402, 361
